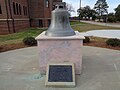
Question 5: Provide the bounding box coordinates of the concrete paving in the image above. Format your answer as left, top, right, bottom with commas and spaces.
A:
0, 46, 120, 90
81, 30, 120, 39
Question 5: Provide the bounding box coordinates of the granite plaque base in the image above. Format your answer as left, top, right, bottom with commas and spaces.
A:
45, 63, 75, 87
35, 31, 84, 74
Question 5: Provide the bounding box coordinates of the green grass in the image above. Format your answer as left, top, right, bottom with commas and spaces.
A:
0, 21, 120, 46
70, 21, 86, 25
89, 36, 108, 42
0, 28, 45, 45
71, 22, 120, 32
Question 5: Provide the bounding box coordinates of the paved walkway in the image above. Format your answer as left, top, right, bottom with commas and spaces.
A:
81, 20, 120, 28
81, 30, 120, 39
0, 46, 120, 90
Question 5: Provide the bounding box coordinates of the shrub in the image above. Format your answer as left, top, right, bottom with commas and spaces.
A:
108, 17, 117, 22
116, 18, 120, 22
83, 37, 90, 43
23, 37, 37, 46
106, 38, 120, 47
0, 46, 3, 50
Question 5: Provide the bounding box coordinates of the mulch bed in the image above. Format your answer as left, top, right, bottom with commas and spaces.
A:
84, 41, 120, 50
0, 41, 120, 53
0, 43, 27, 53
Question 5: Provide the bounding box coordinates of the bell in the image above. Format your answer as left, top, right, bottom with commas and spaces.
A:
45, 4, 75, 37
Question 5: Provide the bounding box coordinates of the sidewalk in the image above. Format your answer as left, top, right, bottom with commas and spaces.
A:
0, 46, 120, 90
81, 20, 120, 28
81, 30, 120, 39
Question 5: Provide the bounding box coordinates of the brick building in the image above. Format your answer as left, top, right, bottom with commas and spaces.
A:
0, 0, 62, 34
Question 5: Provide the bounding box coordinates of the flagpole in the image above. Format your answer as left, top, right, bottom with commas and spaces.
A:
79, 0, 81, 22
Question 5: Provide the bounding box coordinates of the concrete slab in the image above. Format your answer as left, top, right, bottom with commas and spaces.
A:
86, 30, 120, 39
0, 46, 120, 90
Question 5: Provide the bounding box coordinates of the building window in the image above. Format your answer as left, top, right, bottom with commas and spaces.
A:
0, 4, 2, 14
19, 4, 21, 15
53, 5, 55, 10
23, 6, 25, 15
13, 2, 16, 15
25, 7, 27, 16
13, 2, 22, 15
46, 0, 49, 7
39, 20, 43, 27
48, 20, 51, 26
16, 3, 19, 15
23, 6, 27, 16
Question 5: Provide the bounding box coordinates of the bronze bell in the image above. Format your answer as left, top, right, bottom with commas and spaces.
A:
45, 4, 75, 37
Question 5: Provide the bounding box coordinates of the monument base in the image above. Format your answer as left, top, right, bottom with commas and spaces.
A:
35, 31, 84, 74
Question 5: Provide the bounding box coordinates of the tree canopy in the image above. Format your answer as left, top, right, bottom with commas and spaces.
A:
66, 3, 75, 16
94, 0, 109, 21
115, 4, 120, 21
77, 5, 96, 20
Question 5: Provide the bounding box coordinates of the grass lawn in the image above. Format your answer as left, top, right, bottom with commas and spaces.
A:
0, 28, 45, 45
0, 21, 120, 52
70, 21, 86, 25
71, 21, 120, 32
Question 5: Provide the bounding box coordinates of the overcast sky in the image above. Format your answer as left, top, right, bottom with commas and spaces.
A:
63, 0, 120, 16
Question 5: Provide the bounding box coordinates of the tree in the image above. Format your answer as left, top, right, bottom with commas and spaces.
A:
77, 5, 97, 20
115, 4, 120, 21
94, 0, 109, 21
66, 3, 75, 16
107, 13, 117, 22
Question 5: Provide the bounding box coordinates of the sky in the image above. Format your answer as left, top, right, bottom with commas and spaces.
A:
63, 0, 120, 16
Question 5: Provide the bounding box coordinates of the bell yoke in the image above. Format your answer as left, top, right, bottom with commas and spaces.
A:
45, 4, 75, 37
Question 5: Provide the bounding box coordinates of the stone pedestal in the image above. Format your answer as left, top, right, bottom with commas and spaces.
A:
35, 31, 84, 74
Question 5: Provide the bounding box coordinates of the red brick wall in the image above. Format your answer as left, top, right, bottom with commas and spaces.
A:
10, 0, 29, 19
0, 0, 30, 34
0, 0, 7, 19
44, 0, 52, 18
29, 0, 52, 27
0, 19, 29, 34
0, 0, 29, 19
0, 21, 9, 34
0, 0, 9, 34
30, 19, 39, 27
30, 19, 51, 28
14, 20, 29, 32
0, 0, 62, 34
28, 0, 44, 18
